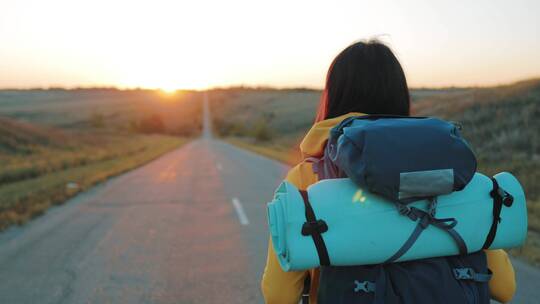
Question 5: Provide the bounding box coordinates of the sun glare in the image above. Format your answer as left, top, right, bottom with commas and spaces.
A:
161, 86, 178, 95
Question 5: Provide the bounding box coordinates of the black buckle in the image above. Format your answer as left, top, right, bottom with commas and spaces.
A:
354, 280, 376, 293
398, 204, 411, 215
419, 213, 431, 229
490, 180, 514, 207
301, 220, 328, 236
398, 204, 420, 221
500, 188, 514, 206
453, 268, 474, 280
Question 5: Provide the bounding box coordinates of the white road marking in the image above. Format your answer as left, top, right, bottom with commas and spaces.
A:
231, 198, 249, 225
216, 163, 223, 171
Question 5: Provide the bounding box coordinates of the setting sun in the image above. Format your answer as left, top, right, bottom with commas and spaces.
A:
161, 87, 178, 94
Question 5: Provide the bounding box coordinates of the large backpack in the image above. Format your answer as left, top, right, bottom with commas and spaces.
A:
306, 115, 493, 304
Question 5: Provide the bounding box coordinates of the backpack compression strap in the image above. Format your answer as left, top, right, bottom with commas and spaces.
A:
301, 274, 311, 304
299, 190, 331, 266
482, 177, 514, 249
385, 198, 468, 264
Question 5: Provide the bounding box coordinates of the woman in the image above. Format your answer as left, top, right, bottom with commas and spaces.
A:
261, 40, 516, 303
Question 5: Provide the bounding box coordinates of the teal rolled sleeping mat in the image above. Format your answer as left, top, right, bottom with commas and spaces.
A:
267, 172, 527, 272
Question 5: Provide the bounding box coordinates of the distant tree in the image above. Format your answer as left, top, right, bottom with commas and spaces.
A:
128, 119, 139, 132
89, 112, 105, 128
252, 119, 273, 142
137, 114, 166, 134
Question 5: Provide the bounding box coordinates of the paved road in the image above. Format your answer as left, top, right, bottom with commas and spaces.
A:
0, 94, 538, 303
0, 139, 288, 303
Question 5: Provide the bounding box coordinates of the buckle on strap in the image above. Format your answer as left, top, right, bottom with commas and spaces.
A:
397, 204, 411, 215
354, 280, 376, 293
397, 204, 420, 221
453, 268, 474, 280
301, 219, 328, 236
453, 268, 492, 282
490, 179, 514, 207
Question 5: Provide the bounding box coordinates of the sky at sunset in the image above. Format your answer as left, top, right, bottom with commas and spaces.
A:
1, 0, 539, 90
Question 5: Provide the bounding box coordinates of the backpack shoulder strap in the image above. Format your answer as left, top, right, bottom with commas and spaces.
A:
304, 156, 325, 180
301, 274, 311, 304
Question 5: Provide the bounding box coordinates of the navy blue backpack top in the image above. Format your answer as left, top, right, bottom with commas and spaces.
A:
306, 115, 492, 304
319, 115, 477, 203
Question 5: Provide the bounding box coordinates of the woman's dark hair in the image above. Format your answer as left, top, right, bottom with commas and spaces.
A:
316, 40, 410, 121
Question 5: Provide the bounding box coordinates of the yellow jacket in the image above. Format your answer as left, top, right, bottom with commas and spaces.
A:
261, 113, 516, 303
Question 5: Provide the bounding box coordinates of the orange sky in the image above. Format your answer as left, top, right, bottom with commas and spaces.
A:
1, 0, 539, 90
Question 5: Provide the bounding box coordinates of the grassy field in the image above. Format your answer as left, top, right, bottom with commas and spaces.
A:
0, 115, 187, 230
0, 88, 203, 136
209, 79, 540, 265
0, 89, 201, 230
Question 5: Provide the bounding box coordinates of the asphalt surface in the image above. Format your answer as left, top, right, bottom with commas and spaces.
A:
0, 94, 538, 303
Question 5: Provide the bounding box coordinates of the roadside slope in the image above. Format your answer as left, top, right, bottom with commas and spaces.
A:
0, 115, 187, 230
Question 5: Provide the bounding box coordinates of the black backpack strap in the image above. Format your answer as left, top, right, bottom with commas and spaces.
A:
304, 157, 325, 180
301, 274, 311, 304
373, 266, 387, 304
299, 190, 331, 266
482, 177, 514, 249
384, 217, 426, 263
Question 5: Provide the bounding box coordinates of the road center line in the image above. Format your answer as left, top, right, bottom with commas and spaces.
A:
231, 198, 249, 226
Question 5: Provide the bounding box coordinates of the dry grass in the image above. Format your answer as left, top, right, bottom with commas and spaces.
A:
0, 104, 193, 230
226, 137, 302, 165
0, 89, 203, 136
0, 89, 201, 230
0, 133, 186, 230
209, 88, 318, 141
510, 229, 540, 266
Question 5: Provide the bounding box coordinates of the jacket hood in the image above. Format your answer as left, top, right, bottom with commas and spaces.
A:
299, 112, 363, 158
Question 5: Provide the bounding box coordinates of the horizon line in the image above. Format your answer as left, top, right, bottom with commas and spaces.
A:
0, 76, 539, 92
